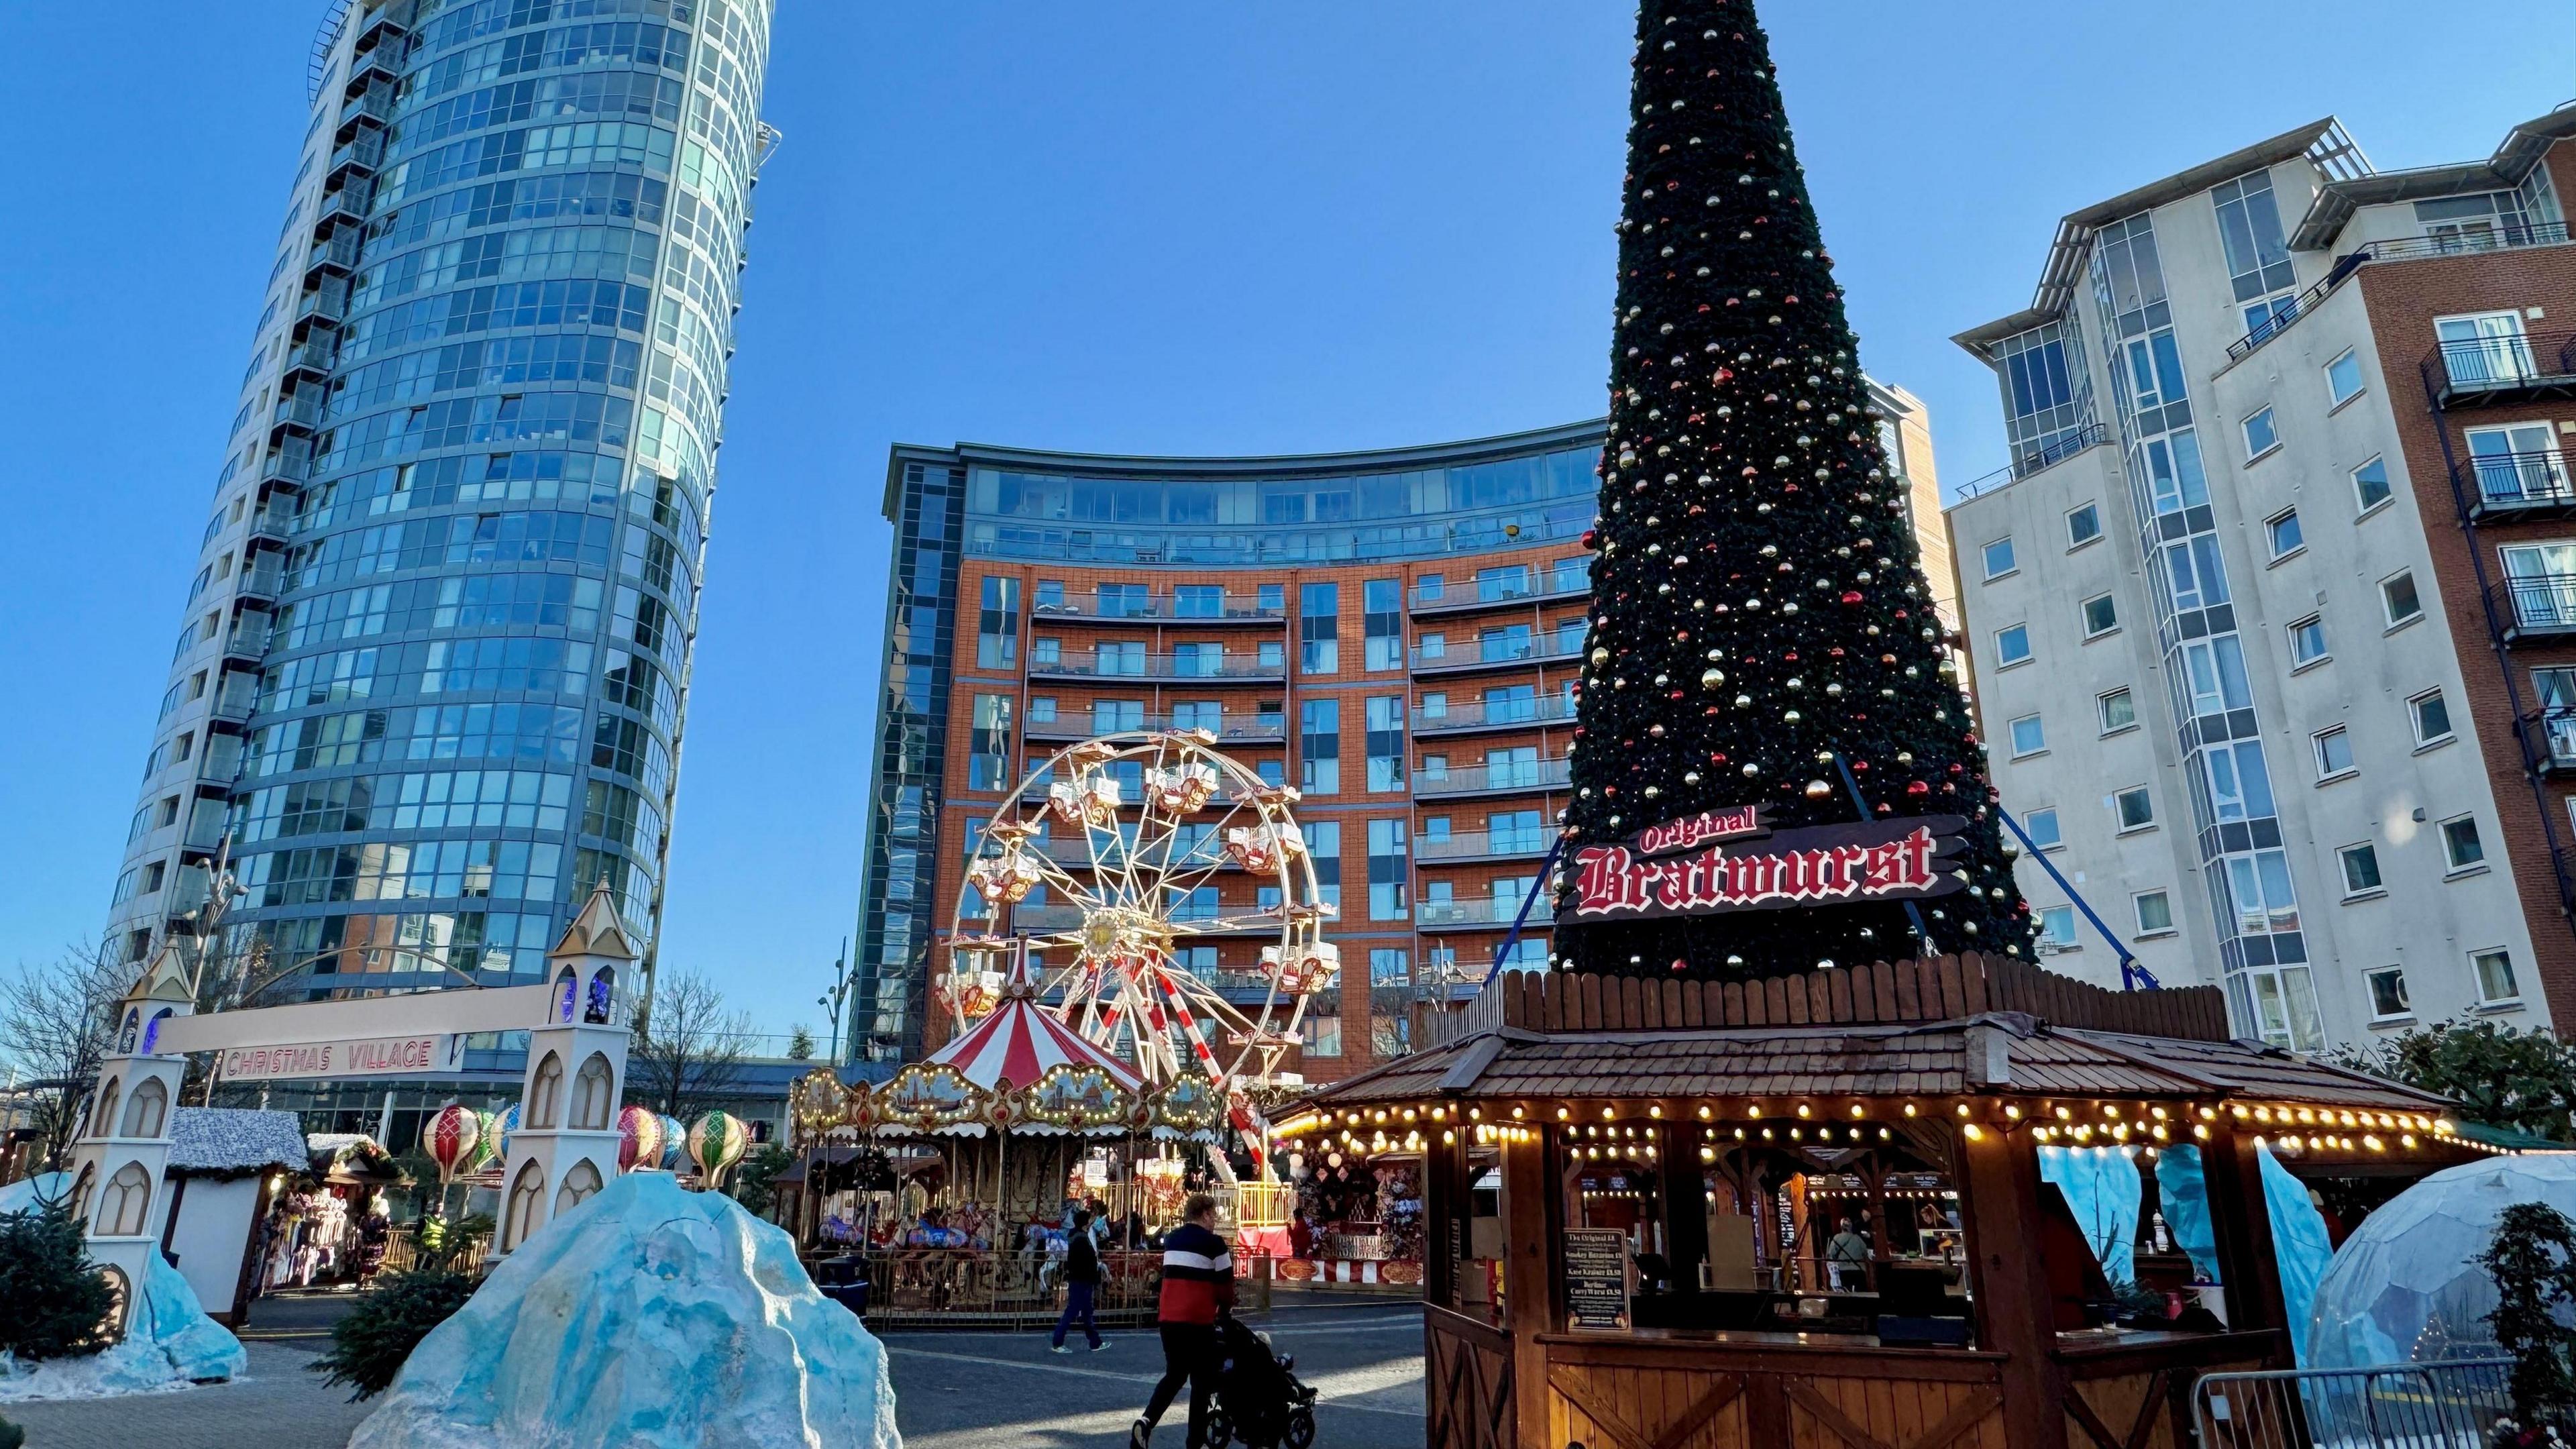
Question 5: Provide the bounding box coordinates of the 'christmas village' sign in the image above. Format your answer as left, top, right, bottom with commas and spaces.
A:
1559, 806, 1967, 923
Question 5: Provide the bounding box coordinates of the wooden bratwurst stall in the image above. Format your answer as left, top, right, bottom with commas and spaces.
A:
1283, 957, 2472, 1449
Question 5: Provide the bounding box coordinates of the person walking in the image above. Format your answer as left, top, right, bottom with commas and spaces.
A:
1051, 1210, 1106, 1353
1132, 1193, 1232, 1448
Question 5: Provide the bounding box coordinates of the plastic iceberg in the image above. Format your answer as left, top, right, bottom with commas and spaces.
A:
350, 1171, 901, 1449
0, 1171, 244, 1396
2308, 1151, 2576, 1370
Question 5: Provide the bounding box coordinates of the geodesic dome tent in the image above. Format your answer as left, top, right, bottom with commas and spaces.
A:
2308, 1150, 2576, 1368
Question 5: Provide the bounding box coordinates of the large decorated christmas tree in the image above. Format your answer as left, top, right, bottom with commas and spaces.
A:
1556, 0, 2035, 978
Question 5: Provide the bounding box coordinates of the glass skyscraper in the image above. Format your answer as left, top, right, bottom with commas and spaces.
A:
104, 0, 773, 1021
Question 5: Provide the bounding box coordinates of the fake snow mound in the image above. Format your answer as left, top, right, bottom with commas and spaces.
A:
351, 1171, 901, 1449
0, 1172, 246, 1400
2308, 1152, 2576, 1370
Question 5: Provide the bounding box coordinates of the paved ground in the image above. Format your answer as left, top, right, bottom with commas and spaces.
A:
3, 1291, 1427, 1448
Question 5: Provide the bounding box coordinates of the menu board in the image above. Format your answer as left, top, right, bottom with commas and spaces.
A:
1563, 1229, 1631, 1331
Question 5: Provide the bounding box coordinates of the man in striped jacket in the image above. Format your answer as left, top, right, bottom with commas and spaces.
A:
1132, 1193, 1234, 1448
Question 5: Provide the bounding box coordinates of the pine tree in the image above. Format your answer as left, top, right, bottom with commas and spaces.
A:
1559, 0, 2033, 978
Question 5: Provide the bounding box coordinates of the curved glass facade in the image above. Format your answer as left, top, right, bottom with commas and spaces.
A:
103, 0, 772, 1011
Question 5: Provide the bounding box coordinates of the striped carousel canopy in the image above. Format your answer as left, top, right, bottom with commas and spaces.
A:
928, 996, 1146, 1096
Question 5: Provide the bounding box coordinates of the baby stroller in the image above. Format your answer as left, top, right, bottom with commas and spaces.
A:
1203, 1313, 1318, 1449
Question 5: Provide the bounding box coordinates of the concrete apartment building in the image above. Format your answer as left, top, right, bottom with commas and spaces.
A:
848, 385, 1951, 1081
1947, 105, 2576, 1053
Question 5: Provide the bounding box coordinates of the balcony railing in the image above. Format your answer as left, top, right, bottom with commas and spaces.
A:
261, 439, 313, 489
1409, 573, 1589, 613
1026, 652, 1284, 680
1026, 713, 1284, 742
272, 390, 324, 435
1412, 757, 1571, 798
1415, 693, 1578, 733
282, 337, 338, 380
2496, 574, 2576, 639
1410, 637, 1584, 674
221, 623, 271, 662
326, 131, 384, 184
1416, 896, 1540, 929
1416, 828, 1554, 862
1948, 423, 2110, 502
2425, 329, 2576, 405
343, 84, 396, 127
315, 183, 370, 233
293, 278, 350, 329
2461, 448, 2576, 517
2375, 219, 2573, 263
1030, 593, 1285, 623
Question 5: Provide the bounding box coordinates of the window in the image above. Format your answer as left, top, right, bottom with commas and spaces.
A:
1257, 639, 1285, 669
1367, 819, 1407, 920
2212, 170, 2297, 317
1092, 698, 1144, 733
1364, 697, 1405, 791
1416, 574, 1445, 602
1299, 583, 1339, 674
2133, 890, 2174, 936
1027, 696, 1057, 724
2442, 815, 2485, 872
2288, 615, 2328, 667
975, 576, 1019, 669
2338, 841, 2382, 896
1307, 821, 1340, 908
2037, 906, 2079, 951
2466, 423, 2571, 508
967, 694, 1012, 790
1474, 565, 1531, 602
2382, 572, 2423, 627
1300, 698, 1340, 793
2266, 509, 2304, 559
2473, 948, 2521, 1005
2313, 726, 2355, 779
2242, 407, 2279, 460
2365, 967, 2410, 1020
2353, 456, 2393, 513
2010, 714, 2047, 757
1302, 1014, 1342, 1057
1982, 536, 2017, 580
2080, 594, 2118, 637
2024, 807, 2061, 850
1418, 691, 1448, 724
1171, 642, 1224, 678
2326, 348, 2365, 406
1363, 579, 1403, 670
2066, 502, 2102, 548
1032, 637, 1061, 667
1174, 584, 1223, 619
2114, 786, 2154, 830
2437, 311, 2537, 388
1995, 625, 2032, 667
2098, 688, 2137, 734
2411, 689, 2453, 745
1095, 582, 1147, 618
1489, 808, 1544, 854
1369, 948, 1409, 987
1097, 640, 1145, 676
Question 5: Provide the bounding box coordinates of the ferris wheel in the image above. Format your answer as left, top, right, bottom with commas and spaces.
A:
936, 730, 1339, 1120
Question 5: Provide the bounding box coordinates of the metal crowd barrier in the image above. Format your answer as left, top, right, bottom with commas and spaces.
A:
2194, 1358, 2512, 1449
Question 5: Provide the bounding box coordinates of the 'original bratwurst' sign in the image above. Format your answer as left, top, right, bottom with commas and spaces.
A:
1559, 806, 1968, 922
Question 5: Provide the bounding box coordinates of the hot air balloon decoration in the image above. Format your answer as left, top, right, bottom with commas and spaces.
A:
687, 1111, 751, 1189
616, 1104, 664, 1173
657, 1114, 687, 1171
424, 1104, 482, 1183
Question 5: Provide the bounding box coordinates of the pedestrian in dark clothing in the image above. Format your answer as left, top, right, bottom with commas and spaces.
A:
1132, 1193, 1233, 1448
1052, 1210, 1106, 1352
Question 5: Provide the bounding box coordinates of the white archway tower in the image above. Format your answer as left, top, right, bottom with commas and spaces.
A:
493, 880, 636, 1256
64, 942, 196, 1332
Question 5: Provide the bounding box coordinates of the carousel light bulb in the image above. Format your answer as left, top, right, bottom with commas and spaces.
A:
1903, 1103, 1917, 1117
1797, 1104, 1812, 1119
1698, 1105, 1713, 1120
1649, 1105, 1662, 1118
2004, 1105, 2022, 1120
1511, 1106, 1524, 1120
1956, 1104, 1972, 1118
1849, 1103, 1864, 1118
1748, 1106, 1763, 1119
2193, 1124, 2210, 1140
1962, 1124, 1986, 1142
1556, 1107, 1568, 1120
2402, 1133, 2418, 1148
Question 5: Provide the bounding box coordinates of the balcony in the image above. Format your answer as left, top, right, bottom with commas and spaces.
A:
1416, 828, 1554, 864
2424, 331, 2576, 409
280, 336, 338, 384
1026, 713, 1285, 743
235, 559, 285, 605
261, 439, 313, 491
2492, 574, 2576, 643
220, 622, 271, 664
1026, 651, 1285, 682
350, 4, 411, 59
345, 47, 401, 97
1412, 757, 1571, 799
270, 388, 325, 439
1409, 572, 1589, 617
292, 278, 350, 331
2520, 707, 2576, 775
1416, 896, 1543, 931
1031, 592, 1285, 625
1409, 636, 1584, 678
2461, 449, 2576, 521
1947, 423, 2111, 502
1004, 903, 1287, 936
1415, 692, 1577, 735
315, 182, 370, 235
325, 131, 384, 189
209, 676, 258, 724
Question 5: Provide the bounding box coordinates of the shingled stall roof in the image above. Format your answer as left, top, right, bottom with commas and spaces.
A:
1293, 1013, 2455, 1119
167, 1107, 311, 1179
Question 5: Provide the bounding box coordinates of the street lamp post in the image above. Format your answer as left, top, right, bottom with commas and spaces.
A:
817, 939, 853, 1067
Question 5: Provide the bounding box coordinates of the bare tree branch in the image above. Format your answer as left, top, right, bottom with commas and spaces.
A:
0, 938, 131, 1171
625, 969, 754, 1120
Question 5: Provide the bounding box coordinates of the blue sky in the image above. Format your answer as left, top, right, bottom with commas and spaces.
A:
1, 3, 2569, 1040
